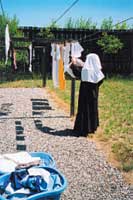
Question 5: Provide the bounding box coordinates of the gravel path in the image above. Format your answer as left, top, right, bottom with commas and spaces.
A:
0, 88, 132, 200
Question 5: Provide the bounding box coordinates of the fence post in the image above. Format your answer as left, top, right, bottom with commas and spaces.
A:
70, 78, 75, 116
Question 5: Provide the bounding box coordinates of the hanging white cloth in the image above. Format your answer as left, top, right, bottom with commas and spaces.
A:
64, 63, 75, 78
71, 41, 84, 58
51, 43, 56, 87
63, 43, 70, 65
51, 43, 59, 88
63, 42, 76, 78
81, 53, 105, 83
29, 44, 32, 72
5, 24, 10, 64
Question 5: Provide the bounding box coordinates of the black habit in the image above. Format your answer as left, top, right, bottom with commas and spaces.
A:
71, 65, 103, 136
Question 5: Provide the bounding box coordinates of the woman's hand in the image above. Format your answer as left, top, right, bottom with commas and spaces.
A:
71, 57, 84, 67
71, 57, 77, 65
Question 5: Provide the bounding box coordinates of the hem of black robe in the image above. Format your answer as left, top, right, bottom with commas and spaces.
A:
73, 127, 97, 137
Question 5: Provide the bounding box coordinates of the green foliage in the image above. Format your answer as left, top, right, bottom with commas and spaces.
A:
75, 17, 97, 29
99, 77, 133, 171
0, 14, 19, 38
64, 17, 97, 29
115, 21, 130, 30
100, 17, 113, 30
0, 14, 30, 70
100, 16, 132, 30
97, 32, 123, 54
64, 17, 75, 28
38, 27, 55, 39
49, 19, 59, 29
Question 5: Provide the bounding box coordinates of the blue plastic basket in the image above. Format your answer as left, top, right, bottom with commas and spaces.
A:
0, 167, 67, 200
30, 152, 56, 168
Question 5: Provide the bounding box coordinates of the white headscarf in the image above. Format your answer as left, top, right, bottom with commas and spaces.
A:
81, 53, 105, 83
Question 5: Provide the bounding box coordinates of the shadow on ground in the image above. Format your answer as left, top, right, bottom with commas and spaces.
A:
34, 120, 79, 137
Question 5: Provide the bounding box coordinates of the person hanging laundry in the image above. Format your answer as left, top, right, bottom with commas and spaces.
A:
66, 53, 105, 137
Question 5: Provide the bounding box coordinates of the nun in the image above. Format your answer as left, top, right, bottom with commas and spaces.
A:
66, 53, 105, 136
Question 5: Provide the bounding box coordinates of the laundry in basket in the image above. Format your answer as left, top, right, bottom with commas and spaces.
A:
0, 166, 67, 200
0, 151, 56, 175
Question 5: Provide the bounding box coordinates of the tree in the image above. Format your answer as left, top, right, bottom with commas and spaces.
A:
0, 14, 20, 38
115, 21, 129, 30
100, 17, 113, 30
97, 32, 123, 54
38, 27, 55, 39
75, 17, 97, 29
49, 19, 59, 29
100, 16, 131, 30
64, 17, 97, 29
64, 17, 75, 28
0, 14, 30, 71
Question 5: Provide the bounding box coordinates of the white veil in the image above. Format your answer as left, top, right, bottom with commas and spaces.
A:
81, 53, 105, 83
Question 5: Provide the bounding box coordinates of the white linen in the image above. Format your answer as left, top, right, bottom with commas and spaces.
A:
28, 168, 50, 184
64, 64, 75, 78
3, 151, 41, 169
0, 158, 17, 173
5, 24, 10, 64
29, 44, 32, 72
71, 42, 84, 58
51, 43, 60, 88
63, 43, 70, 65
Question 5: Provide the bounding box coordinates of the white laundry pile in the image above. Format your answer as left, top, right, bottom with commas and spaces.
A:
0, 151, 41, 173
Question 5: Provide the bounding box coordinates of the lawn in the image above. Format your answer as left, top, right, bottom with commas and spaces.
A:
46, 77, 133, 173
0, 75, 133, 174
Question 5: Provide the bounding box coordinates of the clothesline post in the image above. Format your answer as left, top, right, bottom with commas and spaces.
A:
70, 78, 75, 116
10, 41, 14, 70
41, 47, 47, 87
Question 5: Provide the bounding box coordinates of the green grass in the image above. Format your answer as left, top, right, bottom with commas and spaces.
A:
46, 77, 133, 172
0, 75, 133, 171
0, 73, 42, 88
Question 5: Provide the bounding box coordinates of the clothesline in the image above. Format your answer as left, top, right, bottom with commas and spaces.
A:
50, 41, 84, 89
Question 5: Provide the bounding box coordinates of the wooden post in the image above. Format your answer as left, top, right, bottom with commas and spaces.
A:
10, 41, 14, 69
41, 47, 47, 87
70, 78, 75, 116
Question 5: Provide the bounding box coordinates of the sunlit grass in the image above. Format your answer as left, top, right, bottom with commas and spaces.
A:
47, 77, 133, 171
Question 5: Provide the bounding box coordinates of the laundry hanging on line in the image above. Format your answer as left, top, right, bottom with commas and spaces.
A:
51, 41, 84, 89
29, 44, 32, 72
5, 24, 10, 65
